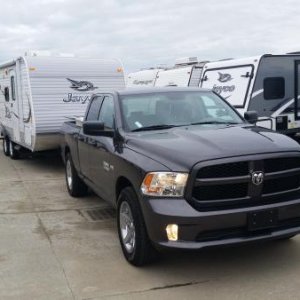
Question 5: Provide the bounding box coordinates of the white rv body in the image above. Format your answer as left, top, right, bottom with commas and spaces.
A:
127, 57, 206, 88
200, 54, 300, 137
0, 56, 125, 151
201, 56, 261, 109
155, 66, 193, 87
127, 69, 161, 87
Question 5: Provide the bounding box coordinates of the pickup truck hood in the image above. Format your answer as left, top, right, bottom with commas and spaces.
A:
125, 125, 300, 171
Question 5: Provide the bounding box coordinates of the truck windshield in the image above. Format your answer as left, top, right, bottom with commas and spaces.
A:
120, 91, 244, 132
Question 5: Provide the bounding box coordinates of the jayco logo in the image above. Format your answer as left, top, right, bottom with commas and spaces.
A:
67, 78, 98, 92
133, 79, 153, 85
217, 72, 232, 83
63, 93, 91, 104
213, 72, 235, 95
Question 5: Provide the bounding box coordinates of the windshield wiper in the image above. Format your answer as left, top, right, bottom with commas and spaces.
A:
131, 124, 179, 132
190, 121, 240, 125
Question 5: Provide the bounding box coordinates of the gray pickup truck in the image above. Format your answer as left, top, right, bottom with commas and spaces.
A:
61, 87, 300, 266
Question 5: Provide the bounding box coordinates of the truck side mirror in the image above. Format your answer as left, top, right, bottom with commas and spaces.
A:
83, 121, 105, 135
82, 121, 114, 137
244, 111, 258, 124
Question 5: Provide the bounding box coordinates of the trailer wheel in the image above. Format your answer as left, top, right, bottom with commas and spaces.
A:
3, 137, 10, 156
65, 153, 88, 197
9, 141, 19, 160
117, 187, 159, 266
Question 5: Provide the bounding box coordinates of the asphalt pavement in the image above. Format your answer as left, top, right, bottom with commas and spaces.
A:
1, 147, 300, 299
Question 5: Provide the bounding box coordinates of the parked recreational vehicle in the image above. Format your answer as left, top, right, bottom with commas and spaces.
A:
155, 57, 206, 87
200, 54, 300, 137
127, 58, 207, 88
127, 68, 161, 87
0, 55, 125, 158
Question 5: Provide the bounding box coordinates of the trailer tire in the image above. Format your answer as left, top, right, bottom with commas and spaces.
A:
9, 141, 19, 160
117, 187, 159, 266
3, 137, 10, 156
65, 153, 88, 197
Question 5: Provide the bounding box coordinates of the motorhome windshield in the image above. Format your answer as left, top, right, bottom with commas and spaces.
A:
120, 91, 243, 132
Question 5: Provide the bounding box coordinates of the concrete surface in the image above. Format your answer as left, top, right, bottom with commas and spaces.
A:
1, 147, 300, 299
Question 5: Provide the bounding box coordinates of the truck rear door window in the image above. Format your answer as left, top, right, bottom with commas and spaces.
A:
98, 96, 114, 129
86, 97, 102, 121
263, 77, 285, 100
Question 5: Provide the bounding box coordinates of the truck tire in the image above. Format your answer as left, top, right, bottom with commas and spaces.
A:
3, 137, 10, 156
9, 141, 20, 160
65, 152, 88, 197
117, 187, 158, 266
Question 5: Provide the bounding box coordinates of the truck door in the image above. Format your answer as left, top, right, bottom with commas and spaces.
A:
295, 61, 300, 121
9, 69, 20, 142
89, 95, 115, 201
78, 96, 103, 179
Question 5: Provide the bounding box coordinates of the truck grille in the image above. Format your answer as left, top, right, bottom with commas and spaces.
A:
191, 155, 300, 209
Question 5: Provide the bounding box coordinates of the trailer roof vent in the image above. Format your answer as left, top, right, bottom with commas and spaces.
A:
175, 57, 198, 66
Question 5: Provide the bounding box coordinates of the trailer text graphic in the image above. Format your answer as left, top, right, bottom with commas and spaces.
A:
63, 93, 91, 104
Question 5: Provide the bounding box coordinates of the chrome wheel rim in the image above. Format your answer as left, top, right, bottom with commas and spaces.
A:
119, 201, 136, 254
66, 159, 73, 190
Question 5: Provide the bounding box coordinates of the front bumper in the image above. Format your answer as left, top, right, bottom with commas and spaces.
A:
140, 197, 300, 250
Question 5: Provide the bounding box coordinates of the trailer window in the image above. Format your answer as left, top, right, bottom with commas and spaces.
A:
264, 77, 285, 100
86, 97, 102, 121
10, 76, 16, 101
4, 87, 9, 102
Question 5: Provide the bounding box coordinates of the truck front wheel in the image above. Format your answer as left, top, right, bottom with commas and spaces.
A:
65, 153, 88, 197
117, 187, 158, 266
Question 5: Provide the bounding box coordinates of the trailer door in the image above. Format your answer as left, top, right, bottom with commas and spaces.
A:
201, 65, 254, 108
9, 69, 21, 142
295, 61, 300, 120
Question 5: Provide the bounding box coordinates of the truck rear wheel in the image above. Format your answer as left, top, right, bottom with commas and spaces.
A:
9, 141, 20, 160
3, 138, 10, 156
117, 187, 158, 266
65, 153, 88, 197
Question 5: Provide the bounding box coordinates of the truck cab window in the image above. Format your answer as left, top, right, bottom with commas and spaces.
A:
98, 96, 114, 129
11, 76, 16, 100
264, 77, 285, 100
86, 97, 102, 121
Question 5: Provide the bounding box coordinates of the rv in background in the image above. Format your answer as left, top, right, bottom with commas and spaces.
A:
127, 68, 162, 87
127, 57, 208, 88
199, 54, 300, 138
0, 55, 125, 158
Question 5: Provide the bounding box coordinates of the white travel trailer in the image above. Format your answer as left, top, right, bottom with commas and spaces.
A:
127, 58, 207, 88
127, 68, 161, 87
0, 55, 125, 158
155, 57, 206, 87
200, 54, 300, 138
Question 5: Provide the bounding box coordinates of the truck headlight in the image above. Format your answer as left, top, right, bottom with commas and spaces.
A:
141, 172, 188, 197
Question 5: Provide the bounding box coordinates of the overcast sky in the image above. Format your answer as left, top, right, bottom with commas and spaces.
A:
0, 0, 300, 73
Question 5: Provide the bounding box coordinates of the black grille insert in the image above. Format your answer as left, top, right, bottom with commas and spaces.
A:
264, 157, 300, 173
263, 175, 300, 195
197, 162, 249, 178
193, 183, 248, 201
